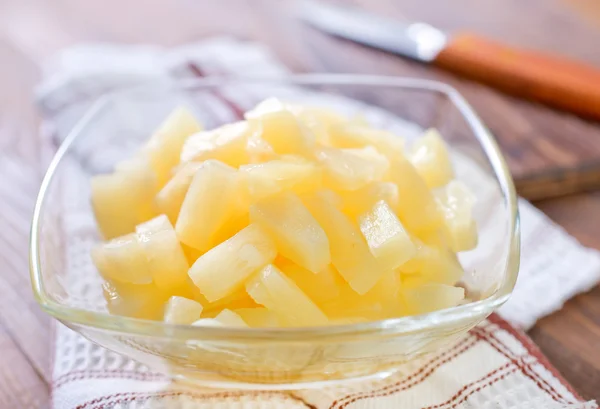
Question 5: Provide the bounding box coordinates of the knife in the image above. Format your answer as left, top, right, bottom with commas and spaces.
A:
297, 1, 600, 121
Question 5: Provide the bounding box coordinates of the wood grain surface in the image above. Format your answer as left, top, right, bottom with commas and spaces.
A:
0, 0, 599, 406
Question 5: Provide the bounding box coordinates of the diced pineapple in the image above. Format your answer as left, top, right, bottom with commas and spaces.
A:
91, 157, 158, 239
175, 160, 242, 251
358, 200, 416, 271
329, 123, 404, 157
240, 157, 321, 200
296, 107, 347, 144
136, 215, 189, 291
182, 244, 203, 265
155, 162, 202, 224
318, 146, 389, 191
210, 213, 250, 248
103, 281, 169, 320
192, 286, 259, 317
399, 240, 464, 285
409, 129, 453, 188
213, 309, 249, 327
303, 190, 384, 294
143, 107, 203, 187
180, 121, 258, 166
250, 192, 330, 273
188, 224, 277, 302
389, 157, 444, 237
339, 182, 400, 219
253, 110, 316, 157
92, 233, 152, 284
246, 264, 328, 326
402, 284, 464, 315
361, 271, 405, 318
434, 180, 478, 252
164, 296, 204, 324
276, 258, 341, 304
234, 307, 280, 327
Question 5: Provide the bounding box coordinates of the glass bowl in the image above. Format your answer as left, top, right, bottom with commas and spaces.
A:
30, 75, 520, 389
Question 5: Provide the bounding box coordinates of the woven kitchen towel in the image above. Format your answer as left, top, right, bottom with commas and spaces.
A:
34, 38, 599, 408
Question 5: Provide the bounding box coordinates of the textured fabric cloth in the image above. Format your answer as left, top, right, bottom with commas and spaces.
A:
33, 38, 599, 408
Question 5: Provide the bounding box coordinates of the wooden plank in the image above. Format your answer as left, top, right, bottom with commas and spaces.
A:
0, 325, 49, 409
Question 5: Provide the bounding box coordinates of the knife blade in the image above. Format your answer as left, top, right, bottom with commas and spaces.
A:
297, 0, 600, 121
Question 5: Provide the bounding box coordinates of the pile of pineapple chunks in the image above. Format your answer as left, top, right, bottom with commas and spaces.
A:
91, 98, 477, 328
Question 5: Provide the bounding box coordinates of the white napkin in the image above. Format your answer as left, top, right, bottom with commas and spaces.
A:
34, 37, 600, 408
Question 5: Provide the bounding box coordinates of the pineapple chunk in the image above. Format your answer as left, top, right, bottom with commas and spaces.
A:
358, 200, 416, 271
399, 241, 464, 286
246, 264, 328, 326
244, 97, 291, 119
92, 233, 152, 284
409, 129, 453, 188
234, 307, 280, 327
155, 162, 202, 224
339, 182, 399, 219
389, 157, 444, 237
136, 215, 189, 291
361, 271, 405, 318
303, 190, 385, 294
254, 110, 315, 156
175, 160, 242, 251
188, 224, 277, 302
192, 286, 259, 317
143, 107, 202, 187
250, 192, 330, 273
318, 146, 389, 191
240, 157, 321, 201
180, 121, 258, 166
297, 107, 347, 144
91, 157, 158, 239
103, 281, 169, 320
164, 296, 204, 324
402, 284, 464, 315
434, 180, 478, 252
214, 309, 249, 327
276, 258, 341, 304
329, 123, 404, 157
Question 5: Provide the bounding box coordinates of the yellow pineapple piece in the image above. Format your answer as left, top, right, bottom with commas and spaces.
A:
234, 307, 280, 327
188, 224, 277, 302
143, 107, 202, 187
155, 162, 202, 224
192, 286, 259, 317
358, 200, 416, 271
240, 157, 321, 201
329, 123, 404, 157
339, 182, 399, 219
389, 157, 444, 237
213, 309, 249, 327
362, 271, 405, 318
180, 121, 258, 166
163, 296, 204, 324
296, 107, 347, 144
276, 258, 341, 304
91, 156, 158, 239
246, 264, 328, 326
254, 110, 316, 157
409, 129, 453, 188
402, 283, 464, 315
400, 240, 464, 286
103, 281, 169, 320
92, 233, 152, 284
250, 192, 330, 273
244, 97, 291, 119
318, 146, 389, 191
303, 190, 385, 294
136, 215, 189, 291
434, 180, 478, 252
175, 160, 242, 251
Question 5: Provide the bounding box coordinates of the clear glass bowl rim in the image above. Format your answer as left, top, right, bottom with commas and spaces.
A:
30, 74, 520, 342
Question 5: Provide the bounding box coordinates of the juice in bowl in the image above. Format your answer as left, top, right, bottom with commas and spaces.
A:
30, 76, 520, 389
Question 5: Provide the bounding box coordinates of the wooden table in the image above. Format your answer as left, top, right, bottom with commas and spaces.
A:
0, 0, 599, 406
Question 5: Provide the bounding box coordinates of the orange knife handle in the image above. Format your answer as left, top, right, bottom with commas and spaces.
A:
434, 33, 600, 120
